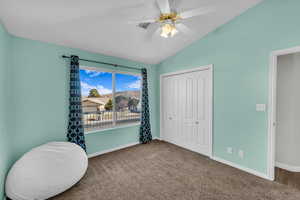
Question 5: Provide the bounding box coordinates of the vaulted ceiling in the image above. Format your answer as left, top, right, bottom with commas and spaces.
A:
0, 0, 262, 64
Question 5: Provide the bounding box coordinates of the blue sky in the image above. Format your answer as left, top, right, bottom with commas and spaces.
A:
80, 69, 141, 96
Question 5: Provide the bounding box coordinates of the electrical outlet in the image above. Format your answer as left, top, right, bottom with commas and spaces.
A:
238, 150, 244, 159
256, 104, 266, 112
227, 147, 233, 154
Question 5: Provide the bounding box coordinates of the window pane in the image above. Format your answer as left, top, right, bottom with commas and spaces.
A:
80, 68, 114, 132
115, 73, 141, 127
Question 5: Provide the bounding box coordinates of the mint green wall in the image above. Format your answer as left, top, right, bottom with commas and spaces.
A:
0, 24, 13, 200
157, 0, 300, 174
0, 25, 158, 199
0, 23, 158, 199
9, 36, 158, 161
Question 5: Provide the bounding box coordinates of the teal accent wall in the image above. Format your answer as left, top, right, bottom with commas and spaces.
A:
157, 0, 300, 174
9, 36, 158, 161
0, 24, 13, 200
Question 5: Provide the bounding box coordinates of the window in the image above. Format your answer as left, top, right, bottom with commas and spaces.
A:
80, 67, 141, 132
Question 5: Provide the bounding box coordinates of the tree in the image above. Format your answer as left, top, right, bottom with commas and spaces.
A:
88, 89, 101, 97
128, 97, 139, 111
115, 95, 128, 111
105, 99, 113, 111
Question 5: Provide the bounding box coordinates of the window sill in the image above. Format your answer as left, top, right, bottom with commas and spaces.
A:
84, 123, 141, 135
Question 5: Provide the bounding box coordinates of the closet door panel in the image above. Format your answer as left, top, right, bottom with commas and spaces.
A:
162, 76, 172, 142
162, 75, 179, 144
193, 70, 210, 154
181, 74, 195, 149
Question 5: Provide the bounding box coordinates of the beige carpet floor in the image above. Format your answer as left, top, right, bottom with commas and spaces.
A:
51, 140, 300, 200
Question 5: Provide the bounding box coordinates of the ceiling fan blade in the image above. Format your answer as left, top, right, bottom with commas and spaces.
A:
169, 0, 182, 12
146, 23, 161, 39
179, 7, 214, 19
128, 18, 157, 25
156, 0, 171, 14
176, 23, 193, 35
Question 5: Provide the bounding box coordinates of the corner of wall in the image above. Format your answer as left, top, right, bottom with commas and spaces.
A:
150, 63, 161, 138
0, 22, 14, 200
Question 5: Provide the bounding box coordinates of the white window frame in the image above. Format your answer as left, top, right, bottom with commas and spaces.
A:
80, 65, 142, 134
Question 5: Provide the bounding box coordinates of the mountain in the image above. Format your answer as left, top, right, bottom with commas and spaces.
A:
82, 90, 140, 103
101, 90, 140, 99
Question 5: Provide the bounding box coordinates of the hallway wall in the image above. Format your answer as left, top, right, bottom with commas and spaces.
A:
276, 52, 300, 170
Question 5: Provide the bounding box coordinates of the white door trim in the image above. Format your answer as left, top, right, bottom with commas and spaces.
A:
267, 45, 300, 180
160, 65, 213, 158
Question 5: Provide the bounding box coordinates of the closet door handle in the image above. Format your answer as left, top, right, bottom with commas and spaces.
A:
169, 117, 173, 120
195, 121, 199, 125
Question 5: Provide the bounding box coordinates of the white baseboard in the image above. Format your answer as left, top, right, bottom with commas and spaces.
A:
276, 162, 300, 172
88, 137, 161, 158
212, 156, 272, 181
153, 136, 161, 140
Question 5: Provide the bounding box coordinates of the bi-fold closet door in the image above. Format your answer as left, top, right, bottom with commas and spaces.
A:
161, 67, 212, 156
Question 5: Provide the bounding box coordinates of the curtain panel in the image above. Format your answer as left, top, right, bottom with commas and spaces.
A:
139, 68, 152, 143
67, 55, 86, 151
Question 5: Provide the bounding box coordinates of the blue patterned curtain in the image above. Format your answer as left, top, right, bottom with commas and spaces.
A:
139, 68, 152, 143
67, 55, 86, 151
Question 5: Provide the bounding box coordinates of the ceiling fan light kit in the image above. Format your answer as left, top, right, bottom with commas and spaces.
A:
158, 13, 180, 38
160, 22, 178, 38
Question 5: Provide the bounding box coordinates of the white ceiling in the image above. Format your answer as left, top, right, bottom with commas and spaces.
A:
0, 0, 262, 64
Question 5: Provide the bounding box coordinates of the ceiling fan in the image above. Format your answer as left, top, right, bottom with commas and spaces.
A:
131, 0, 214, 38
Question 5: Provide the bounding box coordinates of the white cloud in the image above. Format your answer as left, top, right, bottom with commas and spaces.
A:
128, 79, 141, 89
81, 81, 112, 96
84, 70, 105, 78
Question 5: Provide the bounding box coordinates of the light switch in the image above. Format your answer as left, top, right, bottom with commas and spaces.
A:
227, 147, 233, 154
256, 104, 266, 112
238, 150, 244, 159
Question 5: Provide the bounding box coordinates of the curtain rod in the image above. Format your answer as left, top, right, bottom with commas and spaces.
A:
62, 55, 141, 71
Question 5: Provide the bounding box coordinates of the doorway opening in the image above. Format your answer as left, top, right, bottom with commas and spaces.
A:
268, 46, 300, 189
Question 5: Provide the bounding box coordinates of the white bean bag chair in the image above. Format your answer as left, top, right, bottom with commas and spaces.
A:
6, 142, 88, 200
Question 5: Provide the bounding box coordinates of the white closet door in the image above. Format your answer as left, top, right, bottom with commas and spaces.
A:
162, 75, 179, 144
162, 68, 211, 156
